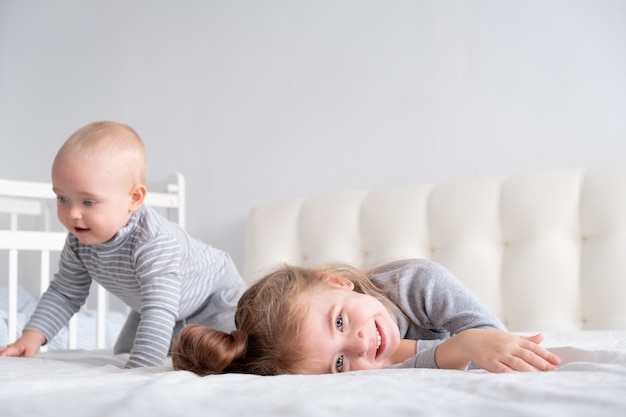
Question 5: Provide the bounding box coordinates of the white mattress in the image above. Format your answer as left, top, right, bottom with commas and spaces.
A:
1, 331, 625, 417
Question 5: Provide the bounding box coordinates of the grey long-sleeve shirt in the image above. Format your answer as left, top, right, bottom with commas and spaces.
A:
369, 259, 506, 369
25, 205, 246, 368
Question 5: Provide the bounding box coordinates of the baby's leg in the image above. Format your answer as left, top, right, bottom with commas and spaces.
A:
113, 310, 140, 354
179, 259, 246, 334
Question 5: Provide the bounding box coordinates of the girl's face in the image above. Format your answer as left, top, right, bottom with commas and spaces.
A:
52, 156, 140, 245
296, 276, 401, 374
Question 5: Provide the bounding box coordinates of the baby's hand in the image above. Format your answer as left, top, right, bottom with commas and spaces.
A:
0, 330, 46, 358
436, 329, 561, 372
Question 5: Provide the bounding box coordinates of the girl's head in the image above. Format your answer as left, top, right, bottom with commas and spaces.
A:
51, 121, 147, 245
172, 263, 402, 376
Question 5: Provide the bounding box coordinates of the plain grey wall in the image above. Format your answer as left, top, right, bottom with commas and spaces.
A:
1, 0, 625, 276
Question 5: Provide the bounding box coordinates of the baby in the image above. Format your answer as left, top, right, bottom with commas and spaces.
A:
0, 121, 247, 368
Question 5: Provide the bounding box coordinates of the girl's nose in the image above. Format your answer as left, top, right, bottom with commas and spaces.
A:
352, 329, 368, 358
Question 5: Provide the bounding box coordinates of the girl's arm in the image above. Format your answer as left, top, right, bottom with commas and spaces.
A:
388, 339, 418, 365
385, 260, 507, 334
434, 329, 561, 372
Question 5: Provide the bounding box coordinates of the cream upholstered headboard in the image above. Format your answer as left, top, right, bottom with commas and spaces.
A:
244, 166, 626, 332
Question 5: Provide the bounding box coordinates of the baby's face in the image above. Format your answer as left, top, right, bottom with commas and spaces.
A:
295, 279, 401, 374
52, 156, 136, 245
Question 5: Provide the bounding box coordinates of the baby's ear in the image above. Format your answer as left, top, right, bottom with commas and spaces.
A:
129, 184, 147, 212
321, 274, 355, 291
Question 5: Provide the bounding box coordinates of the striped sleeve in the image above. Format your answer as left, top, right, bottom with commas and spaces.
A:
125, 232, 182, 368
24, 235, 92, 345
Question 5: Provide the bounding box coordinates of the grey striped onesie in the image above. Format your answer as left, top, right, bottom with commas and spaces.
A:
25, 205, 246, 368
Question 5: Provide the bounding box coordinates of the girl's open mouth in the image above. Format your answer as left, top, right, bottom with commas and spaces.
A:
375, 322, 385, 359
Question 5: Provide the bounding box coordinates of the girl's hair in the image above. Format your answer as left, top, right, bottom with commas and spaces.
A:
172, 263, 398, 376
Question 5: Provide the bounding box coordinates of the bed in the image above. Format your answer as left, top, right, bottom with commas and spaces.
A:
2, 166, 626, 417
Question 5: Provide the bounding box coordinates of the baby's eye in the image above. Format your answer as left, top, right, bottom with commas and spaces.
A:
335, 314, 343, 332
83, 200, 95, 207
335, 355, 344, 372
57, 196, 68, 203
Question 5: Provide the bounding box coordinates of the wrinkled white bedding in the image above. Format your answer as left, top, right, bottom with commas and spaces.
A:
1, 331, 625, 417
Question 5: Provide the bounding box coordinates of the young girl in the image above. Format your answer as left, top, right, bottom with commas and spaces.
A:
172, 259, 561, 375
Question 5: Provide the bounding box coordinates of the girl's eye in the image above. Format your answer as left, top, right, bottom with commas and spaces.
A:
335, 355, 344, 372
83, 200, 95, 207
335, 314, 343, 332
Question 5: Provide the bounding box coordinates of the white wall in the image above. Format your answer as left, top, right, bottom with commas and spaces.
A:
1, 0, 625, 274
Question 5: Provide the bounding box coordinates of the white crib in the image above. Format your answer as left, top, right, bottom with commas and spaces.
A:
0, 172, 185, 349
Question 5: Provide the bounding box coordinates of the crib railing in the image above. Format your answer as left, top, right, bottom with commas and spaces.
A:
0, 230, 71, 349
0, 172, 186, 350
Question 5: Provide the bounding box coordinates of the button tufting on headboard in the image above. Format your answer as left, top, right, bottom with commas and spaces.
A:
244, 166, 626, 332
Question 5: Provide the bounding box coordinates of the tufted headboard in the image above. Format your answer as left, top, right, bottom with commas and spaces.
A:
244, 166, 626, 332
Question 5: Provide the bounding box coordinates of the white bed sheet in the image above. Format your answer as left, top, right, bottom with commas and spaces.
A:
1, 331, 625, 417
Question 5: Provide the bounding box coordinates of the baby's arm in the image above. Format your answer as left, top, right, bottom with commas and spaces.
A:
434, 329, 561, 372
125, 308, 177, 368
0, 330, 47, 358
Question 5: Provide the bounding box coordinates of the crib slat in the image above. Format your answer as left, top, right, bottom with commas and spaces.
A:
37, 248, 52, 351
68, 315, 77, 349
0, 196, 42, 216
0, 230, 67, 250
7, 249, 18, 343
39, 250, 50, 295
97, 284, 107, 349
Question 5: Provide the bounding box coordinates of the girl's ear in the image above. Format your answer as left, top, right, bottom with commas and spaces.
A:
129, 184, 147, 213
321, 274, 355, 291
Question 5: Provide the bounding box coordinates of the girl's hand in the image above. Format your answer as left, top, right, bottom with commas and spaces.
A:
435, 329, 561, 372
0, 330, 46, 358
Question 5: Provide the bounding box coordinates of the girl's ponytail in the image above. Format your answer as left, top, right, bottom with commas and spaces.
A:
172, 323, 247, 376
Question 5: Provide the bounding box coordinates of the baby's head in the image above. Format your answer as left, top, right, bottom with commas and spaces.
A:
172, 263, 400, 376
51, 121, 148, 245
53, 121, 147, 185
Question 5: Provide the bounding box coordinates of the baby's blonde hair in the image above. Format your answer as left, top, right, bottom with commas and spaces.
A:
54, 121, 147, 184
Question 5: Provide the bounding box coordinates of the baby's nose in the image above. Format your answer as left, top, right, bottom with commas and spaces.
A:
69, 205, 82, 219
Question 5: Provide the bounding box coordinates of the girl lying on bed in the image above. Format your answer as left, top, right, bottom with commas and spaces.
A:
172, 259, 561, 375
